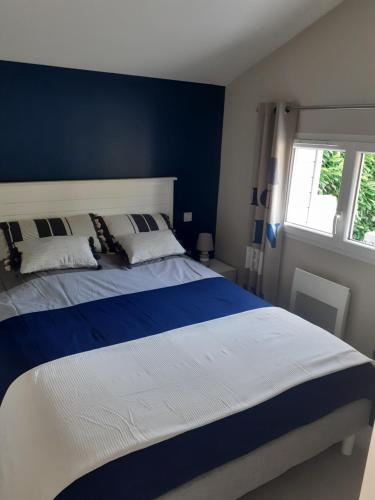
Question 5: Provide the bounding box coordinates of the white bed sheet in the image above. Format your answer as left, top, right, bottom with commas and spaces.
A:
0, 256, 217, 321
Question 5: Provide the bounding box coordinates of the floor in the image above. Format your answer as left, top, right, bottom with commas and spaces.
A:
242, 428, 371, 500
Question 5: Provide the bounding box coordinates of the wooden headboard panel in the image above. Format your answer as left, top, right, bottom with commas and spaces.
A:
0, 177, 177, 223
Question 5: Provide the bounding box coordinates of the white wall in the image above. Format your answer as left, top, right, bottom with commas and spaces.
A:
216, 0, 375, 355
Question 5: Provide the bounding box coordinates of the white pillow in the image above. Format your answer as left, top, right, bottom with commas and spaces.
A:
20, 236, 99, 274
116, 230, 185, 265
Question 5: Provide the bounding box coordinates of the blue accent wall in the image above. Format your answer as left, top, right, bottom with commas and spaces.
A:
0, 60, 225, 249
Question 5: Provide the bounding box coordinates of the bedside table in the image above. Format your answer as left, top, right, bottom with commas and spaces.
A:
208, 259, 237, 283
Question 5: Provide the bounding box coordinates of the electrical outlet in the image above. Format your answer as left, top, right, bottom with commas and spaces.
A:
183, 212, 192, 222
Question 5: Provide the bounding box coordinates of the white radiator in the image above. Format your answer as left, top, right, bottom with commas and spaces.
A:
289, 268, 350, 339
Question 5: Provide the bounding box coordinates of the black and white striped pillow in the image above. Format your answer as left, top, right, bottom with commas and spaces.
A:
96, 213, 172, 255
0, 214, 106, 270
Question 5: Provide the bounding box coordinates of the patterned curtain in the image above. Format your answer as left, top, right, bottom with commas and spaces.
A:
248, 103, 298, 303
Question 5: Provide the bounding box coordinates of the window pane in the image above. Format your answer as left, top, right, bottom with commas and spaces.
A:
286, 147, 345, 234
350, 152, 375, 246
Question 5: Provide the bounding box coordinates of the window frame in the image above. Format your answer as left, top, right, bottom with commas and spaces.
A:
284, 134, 375, 266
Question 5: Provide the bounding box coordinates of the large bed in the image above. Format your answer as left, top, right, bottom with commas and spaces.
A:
0, 178, 373, 500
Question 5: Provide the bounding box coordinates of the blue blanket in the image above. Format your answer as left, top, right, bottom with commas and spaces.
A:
0, 277, 268, 403
0, 276, 373, 500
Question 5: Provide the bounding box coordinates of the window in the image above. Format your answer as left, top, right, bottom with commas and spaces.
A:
286, 146, 345, 234
285, 139, 375, 264
349, 152, 375, 246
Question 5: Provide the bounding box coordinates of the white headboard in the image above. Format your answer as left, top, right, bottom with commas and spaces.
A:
0, 177, 177, 223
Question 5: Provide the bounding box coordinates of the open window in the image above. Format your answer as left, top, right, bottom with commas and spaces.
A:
285, 139, 375, 265
286, 145, 345, 235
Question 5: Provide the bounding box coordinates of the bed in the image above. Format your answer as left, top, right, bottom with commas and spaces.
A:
0, 178, 373, 500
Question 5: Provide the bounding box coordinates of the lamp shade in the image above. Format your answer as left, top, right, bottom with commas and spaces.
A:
196, 232, 214, 252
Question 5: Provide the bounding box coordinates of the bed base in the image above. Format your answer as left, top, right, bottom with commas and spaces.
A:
160, 399, 371, 500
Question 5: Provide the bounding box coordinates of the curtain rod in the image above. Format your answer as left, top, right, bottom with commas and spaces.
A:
287, 103, 375, 111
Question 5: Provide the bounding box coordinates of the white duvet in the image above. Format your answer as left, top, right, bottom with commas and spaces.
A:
0, 258, 370, 500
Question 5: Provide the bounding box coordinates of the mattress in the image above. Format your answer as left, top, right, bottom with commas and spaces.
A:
0, 256, 373, 500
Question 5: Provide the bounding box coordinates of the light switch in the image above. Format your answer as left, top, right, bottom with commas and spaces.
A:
183, 212, 193, 222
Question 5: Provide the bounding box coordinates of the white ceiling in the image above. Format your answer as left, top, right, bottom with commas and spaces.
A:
0, 0, 343, 85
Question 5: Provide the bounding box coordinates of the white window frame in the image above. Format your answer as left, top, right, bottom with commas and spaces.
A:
284, 133, 375, 266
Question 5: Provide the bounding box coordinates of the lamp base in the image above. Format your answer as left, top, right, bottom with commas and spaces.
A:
199, 251, 210, 266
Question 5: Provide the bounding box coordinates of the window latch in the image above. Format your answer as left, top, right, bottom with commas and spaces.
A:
333, 212, 343, 234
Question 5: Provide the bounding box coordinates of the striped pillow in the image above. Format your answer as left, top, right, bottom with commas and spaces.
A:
0, 214, 105, 269
96, 213, 172, 254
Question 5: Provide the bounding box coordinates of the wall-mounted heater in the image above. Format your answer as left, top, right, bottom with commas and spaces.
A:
289, 267, 350, 339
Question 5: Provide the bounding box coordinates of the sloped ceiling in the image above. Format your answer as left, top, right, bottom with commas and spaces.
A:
0, 0, 344, 85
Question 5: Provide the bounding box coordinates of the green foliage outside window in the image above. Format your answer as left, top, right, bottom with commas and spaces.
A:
318, 150, 375, 241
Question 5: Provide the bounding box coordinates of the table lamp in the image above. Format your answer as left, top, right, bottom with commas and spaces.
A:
196, 232, 214, 265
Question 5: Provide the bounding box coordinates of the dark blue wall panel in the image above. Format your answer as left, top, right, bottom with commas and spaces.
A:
0, 60, 224, 249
